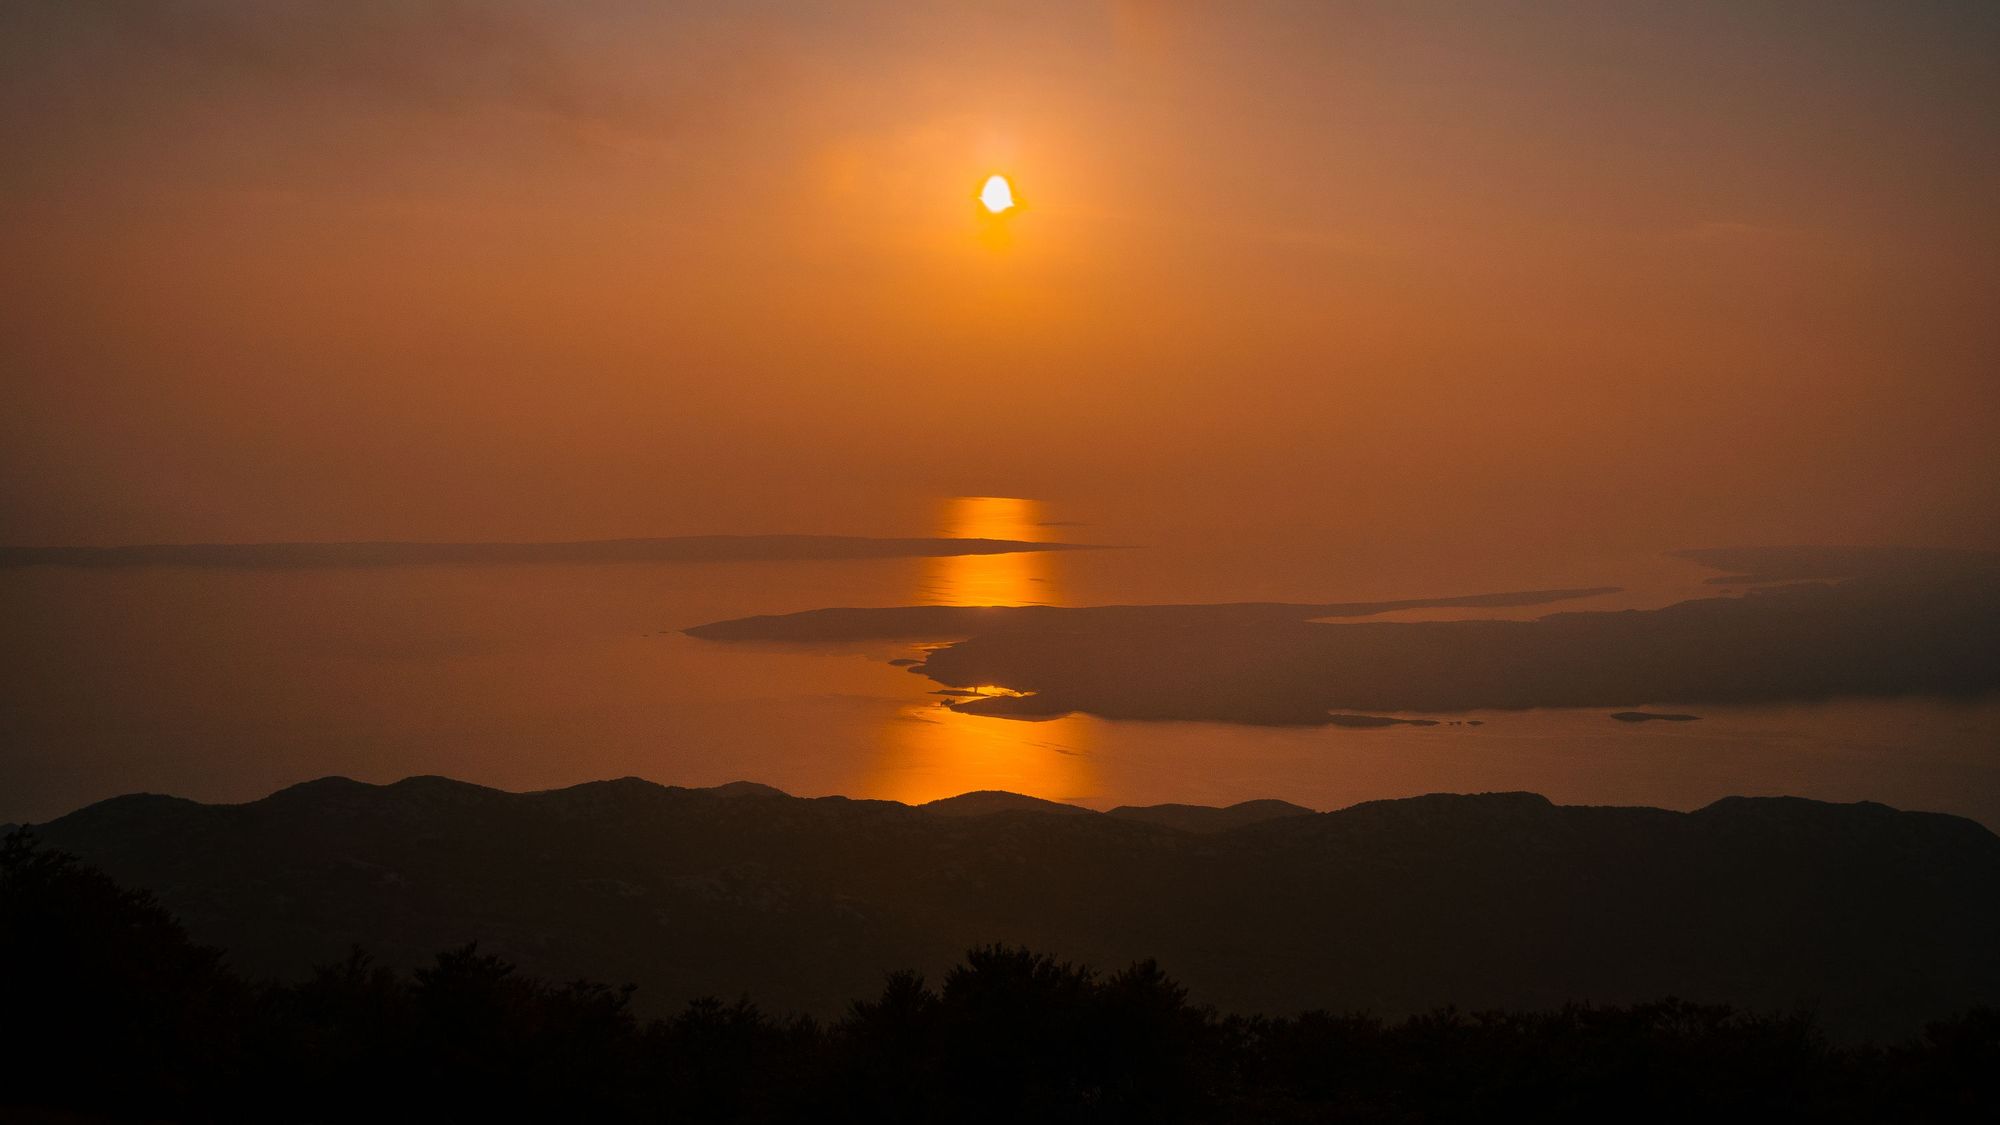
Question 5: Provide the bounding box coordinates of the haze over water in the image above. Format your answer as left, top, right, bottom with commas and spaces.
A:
5, 495, 1993, 828
3, 1, 1997, 830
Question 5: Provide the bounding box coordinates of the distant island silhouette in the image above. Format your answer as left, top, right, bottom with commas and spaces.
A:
0, 534, 1094, 569
30, 774, 1999, 1042
1674, 545, 2000, 585
686, 585, 1622, 642
689, 546, 2000, 723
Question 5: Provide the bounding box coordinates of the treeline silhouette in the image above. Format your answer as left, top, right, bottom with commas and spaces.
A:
4, 831, 1994, 1122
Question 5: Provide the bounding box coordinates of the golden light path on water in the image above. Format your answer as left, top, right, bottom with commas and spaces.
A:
920, 496, 1050, 608
865, 497, 1099, 806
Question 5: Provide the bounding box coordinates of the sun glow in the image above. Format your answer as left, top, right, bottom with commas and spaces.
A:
863, 495, 1097, 807
923, 496, 1045, 607
979, 174, 1015, 214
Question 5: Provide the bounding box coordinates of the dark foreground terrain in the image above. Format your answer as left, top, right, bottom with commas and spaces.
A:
30, 776, 2000, 1044
3, 831, 1995, 1122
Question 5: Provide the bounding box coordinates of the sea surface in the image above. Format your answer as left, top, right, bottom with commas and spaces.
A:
4, 497, 1996, 827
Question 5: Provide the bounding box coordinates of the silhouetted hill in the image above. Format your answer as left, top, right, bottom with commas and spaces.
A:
33, 778, 2000, 1039
1107, 799, 1314, 833
921, 791, 1094, 817
705, 780, 791, 799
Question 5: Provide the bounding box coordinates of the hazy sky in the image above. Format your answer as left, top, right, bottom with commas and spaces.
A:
4, 1, 1995, 558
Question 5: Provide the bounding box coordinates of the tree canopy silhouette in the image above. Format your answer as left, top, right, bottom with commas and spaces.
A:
3, 831, 1995, 1121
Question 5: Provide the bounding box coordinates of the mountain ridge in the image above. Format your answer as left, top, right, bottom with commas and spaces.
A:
26, 776, 2000, 1040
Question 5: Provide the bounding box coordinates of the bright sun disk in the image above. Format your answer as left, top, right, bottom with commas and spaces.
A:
979, 174, 1015, 214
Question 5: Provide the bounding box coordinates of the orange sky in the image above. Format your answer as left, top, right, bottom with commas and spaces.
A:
3, 2, 1995, 562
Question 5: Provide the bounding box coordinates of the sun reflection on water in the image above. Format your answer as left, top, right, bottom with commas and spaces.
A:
920, 495, 1053, 607
867, 497, 1098, 807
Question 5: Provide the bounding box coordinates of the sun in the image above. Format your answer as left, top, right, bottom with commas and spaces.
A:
979, 174, 1015, 214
